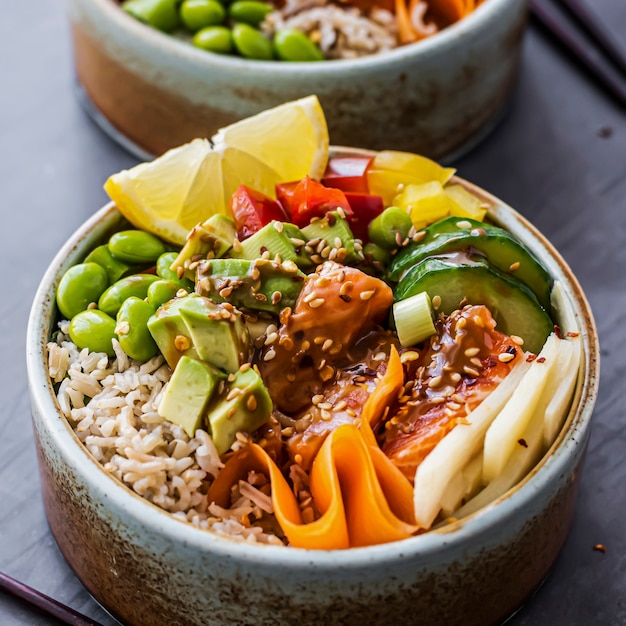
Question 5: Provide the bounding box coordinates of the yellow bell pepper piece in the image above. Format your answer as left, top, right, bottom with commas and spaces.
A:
393, 181, 454, 229
444, 184, 487, 222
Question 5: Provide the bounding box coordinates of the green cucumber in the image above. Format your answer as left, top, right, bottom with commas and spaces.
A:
395, 254, 553, 354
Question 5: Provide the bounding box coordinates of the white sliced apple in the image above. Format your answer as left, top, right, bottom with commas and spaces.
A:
439, 452, 483, 518
452, 397, 546, 520
482, 333, 560, 484
413, 360, 530, 528
543, 337, 581, 448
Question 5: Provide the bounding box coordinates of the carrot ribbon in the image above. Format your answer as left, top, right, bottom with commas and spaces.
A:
206, 347, 418, 549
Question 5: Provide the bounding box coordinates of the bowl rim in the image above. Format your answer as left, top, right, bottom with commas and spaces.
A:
27, 153, 599, 568
81, 0, 525, 72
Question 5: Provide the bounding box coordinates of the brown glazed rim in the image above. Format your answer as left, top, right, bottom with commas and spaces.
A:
27, 148, 599, 566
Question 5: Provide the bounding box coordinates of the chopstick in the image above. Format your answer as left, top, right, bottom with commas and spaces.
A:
529, 0, 626, 106
0, 572, 104, 626
558, 0, 626, 76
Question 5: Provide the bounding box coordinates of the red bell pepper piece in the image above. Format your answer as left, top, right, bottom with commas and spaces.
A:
229, 185, 289, 240
344, 192, 385, 243
321, 156, 372, 194
278, 176, 353, 228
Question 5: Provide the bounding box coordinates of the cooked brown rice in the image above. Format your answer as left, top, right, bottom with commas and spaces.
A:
47, 321, 284, 545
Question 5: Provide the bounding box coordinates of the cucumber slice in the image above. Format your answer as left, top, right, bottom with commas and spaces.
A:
389, 221, 551, 311
394, 255, 553, 354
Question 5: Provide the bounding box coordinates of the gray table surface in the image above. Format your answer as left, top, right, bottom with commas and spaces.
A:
2, 0, 625, 624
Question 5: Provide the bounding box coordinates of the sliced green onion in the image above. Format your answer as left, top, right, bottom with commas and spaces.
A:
393, 291, 436, 347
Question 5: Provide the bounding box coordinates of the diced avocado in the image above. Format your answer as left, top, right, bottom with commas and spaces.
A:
388, 221, 552, 310
394, 253, 553, 354
148, 293, 250, 371
147, 295, 199, 368
207, 366, 272, 454
179, 298, 249, 373
196, 257, 305, 314
158, 356, 224, 438
84, 244, 134, 283
171, 214, 237, 281
301, 211, 363, 265
230, 221, 312, 268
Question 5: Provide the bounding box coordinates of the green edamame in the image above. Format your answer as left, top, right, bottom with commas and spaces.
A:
193, 25, 234, 53
109, 230, 167, 265
98, 274, 160, 317
180, 0, 226, 31
122, 0, 180, 32
273, 28, 324, 62
116, 297, 159, 361
156, 252, 194, 291
56, 262, 109, 320
232, 23, 273, 60
84, 244, 133, 284
69, 310, 117, 356
368, 206, 413, 250
147, 280, 183, 309
228, 1, 272, 27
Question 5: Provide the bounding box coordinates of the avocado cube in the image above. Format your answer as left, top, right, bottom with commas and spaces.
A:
230, 221, 311, 268
301, 211, 362, 264
158, 356, 224, 438
208, 367, 272, 454
196, 258, 305, 314
171, 214, 236, 280
178, 297, 249, 373
147, 295, 199, 369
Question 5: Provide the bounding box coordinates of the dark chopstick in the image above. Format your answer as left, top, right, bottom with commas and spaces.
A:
0, 572, 104, 626
529, 0, 626, 106
558, 0, 626, 76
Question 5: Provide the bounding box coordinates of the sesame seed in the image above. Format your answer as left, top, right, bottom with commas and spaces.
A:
271, 291, 282, 305
498, 352, 516, 363
290, 237, 305, 246
273, 221, 284, 233
263, 348, 276, 362
318, 402, 333, 410
400, 350, 419, 364
294, 454, 303, 465
395, 231, 403, 246
360, 289, 376, 301
413, 230, 427, 243
286, 373, 296, 382
319, 365, 334, 381
428, 375, 443, 388
86, 302, 97, 310
450, 372, 462, 383
309, 298, 325, 308
336, 248, 347, 262
456, 220, 472, 229
239, 363, 251, 372
174, 335, 191, 351
316, 276, 331, 287
456, 317, 467, 329
227, 388, 241, 401
470, 357, 483, 368
322, 339, 334, 352
464, 347, 480, 357
301, 340, 311, 351
473, 315, 485, 328
511, 335, 525, 346
373, 351, 386, 361
314, 336, 325, 345
312, 394, 324, 405
328, 248, 338, 261
432, 295, 442, 311
451, 393, 465, 403
115, 321, 130, 336
264, 332, 278, 346
463, 365, 480, 377
346, 408, 357, 417
176, 266, 185, 279
281, 260, 298, 273
246, 395, 258, 411
336, 207, 346, 219
509, 261, 520, 272
333, 237, 343, 248
303, 291, 317, 303
334, 400, 347, 411
338, 270, 345, 282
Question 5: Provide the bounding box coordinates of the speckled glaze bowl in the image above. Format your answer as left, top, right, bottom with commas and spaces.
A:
27, 149, 599, 626
68, 0, 527, 160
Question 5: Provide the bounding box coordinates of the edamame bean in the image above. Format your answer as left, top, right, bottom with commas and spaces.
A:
193, 25, 234, 53
122, 0, 180, 32
147, 279, 183, 309
180, 0, 226, 31
156, 252, 194, 290
84, 245, 133, 284
56, 262, 109, 320
98, 274, 161, 317
273, 28, 324, 62
232, 23, 273, 60
116, 297, 159, 361
109, 230, 167, 265
368, 206, 413, 250
228, 1, 272, 27
69, 310, 117, 356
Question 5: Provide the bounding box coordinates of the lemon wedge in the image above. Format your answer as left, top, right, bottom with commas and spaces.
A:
104, 97, 329, 245
104, 139, 226, 245
212, 95, 329, 182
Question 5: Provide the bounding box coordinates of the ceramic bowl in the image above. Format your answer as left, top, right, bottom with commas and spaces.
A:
67, 0, 527, 160
27, 149, 599, 626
